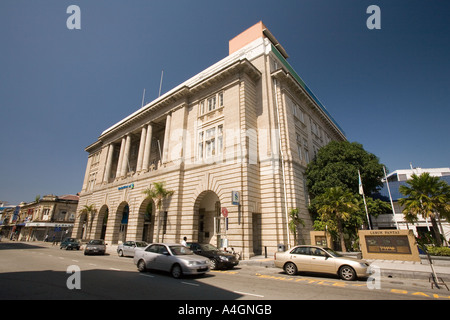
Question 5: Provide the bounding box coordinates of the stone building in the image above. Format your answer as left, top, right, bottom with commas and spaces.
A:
73, 22, 346, 258
0, 194, 79, 241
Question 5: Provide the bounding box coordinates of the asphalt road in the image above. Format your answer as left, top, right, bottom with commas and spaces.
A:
1, 241, 448, 306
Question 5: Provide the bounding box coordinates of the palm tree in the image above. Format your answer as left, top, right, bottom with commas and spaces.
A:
79, 204, 96, 240
142, 182, 174, 242
315, 187, 359, 252
288, 208, 305, 245
399, 173, 450, 247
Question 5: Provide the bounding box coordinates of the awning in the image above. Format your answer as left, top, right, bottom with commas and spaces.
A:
25, 222, 74, 228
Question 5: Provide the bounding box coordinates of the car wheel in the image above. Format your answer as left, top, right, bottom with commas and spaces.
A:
284, 262, 298, 275
137, 259, 147, 272
118, 249, 123, 257
339, 265, 356, 281
209, 259, 218, 270
171, 264, 183, 279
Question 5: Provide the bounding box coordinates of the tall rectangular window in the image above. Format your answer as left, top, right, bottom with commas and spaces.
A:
197, 124, 224, 160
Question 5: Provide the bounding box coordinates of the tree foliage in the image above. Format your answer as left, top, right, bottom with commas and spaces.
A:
306, 141, 385, 197
313, 187, 359, 252
399, 173, 450, 247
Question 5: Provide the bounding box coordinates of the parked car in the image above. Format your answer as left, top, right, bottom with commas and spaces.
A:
134, 243, 210, 278
274, 245, 371, 281
117, 241, 148, 257
186, 242, 239, 270
60, 238, 81, 250
84, 239, 107, 255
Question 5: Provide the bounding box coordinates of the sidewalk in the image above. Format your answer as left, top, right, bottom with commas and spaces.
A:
240, 254, 450, 282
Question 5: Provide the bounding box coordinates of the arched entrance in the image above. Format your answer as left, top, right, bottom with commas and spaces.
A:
117, 202, 129, 243
137, 198, 155, 243
194, 191, 222, 247
97, 205, 108, 240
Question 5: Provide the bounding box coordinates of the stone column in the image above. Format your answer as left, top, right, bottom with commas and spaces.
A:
103, 144, 114, 183
162, 113, 171, 163
116, 137, 126, 178
120, 134, 131, 177
142, 123, 153, 171
136, 126, 147, 172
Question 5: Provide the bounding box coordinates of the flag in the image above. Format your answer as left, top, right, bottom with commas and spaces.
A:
358, 170, 364, 195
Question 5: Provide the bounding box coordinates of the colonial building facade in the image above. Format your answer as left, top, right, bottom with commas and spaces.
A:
73, 22, 346, 258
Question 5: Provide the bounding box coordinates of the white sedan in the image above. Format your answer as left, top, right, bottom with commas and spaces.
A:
117, 241, 148, 257
134, 243, 210, 278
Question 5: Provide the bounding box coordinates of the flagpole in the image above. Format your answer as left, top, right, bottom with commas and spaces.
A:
383, 166, 399, 229
359, 170, 372, 230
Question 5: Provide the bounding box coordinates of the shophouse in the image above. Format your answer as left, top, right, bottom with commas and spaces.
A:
73, 22, 346, 258
0, 195, 79, 241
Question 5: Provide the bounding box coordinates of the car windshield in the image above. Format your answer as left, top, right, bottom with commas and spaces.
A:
323, 248, 342, 257
199, 244, 219, 251
170, 245, 194, 255
135, 242, 147, 247
89, 240, 104, 245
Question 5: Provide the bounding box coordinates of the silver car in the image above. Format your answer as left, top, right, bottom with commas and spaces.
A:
84, 239, 107, 255
134, 243, 210, 278
274, 245, 371, 281
117, 241, 148, 257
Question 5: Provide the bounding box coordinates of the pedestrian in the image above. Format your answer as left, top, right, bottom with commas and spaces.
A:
44, 234, 49, 242
51, 235, 56, 245
181, 236, 187, 246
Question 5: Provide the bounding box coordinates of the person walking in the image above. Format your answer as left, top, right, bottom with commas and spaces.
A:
181, 236, 187, 246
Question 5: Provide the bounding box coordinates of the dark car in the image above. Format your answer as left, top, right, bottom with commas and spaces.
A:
60, 238, 81, 250
186, 242, 239, 270
84, 239, 107, 255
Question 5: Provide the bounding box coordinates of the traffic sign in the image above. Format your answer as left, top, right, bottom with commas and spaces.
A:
221, 207, 228, 218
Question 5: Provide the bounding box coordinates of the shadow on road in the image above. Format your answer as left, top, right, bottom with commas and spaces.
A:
0, 242, 47, 250
0, 268, 243, 300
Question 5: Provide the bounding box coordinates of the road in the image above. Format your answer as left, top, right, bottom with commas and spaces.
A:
0, 241, 448, 306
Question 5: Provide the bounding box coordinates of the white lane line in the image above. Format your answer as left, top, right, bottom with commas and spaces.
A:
182, 282, 200, 287
233, 291, 264, 298
140, 274, 154, 278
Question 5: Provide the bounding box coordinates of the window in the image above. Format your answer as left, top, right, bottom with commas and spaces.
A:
199, 101, 205, 115
197, 124, 224, 160
207, 96, 216, 112
205, 127, 216, 157
296, 134, 302, 160
218, 92, 224, 107
199, 91, 224, 116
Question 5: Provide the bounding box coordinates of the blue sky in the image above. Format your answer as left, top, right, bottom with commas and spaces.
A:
1, 0, 449, 205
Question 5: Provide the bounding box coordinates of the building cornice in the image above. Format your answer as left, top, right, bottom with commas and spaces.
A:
271, 68, 346, 141
86, 59, 261, 151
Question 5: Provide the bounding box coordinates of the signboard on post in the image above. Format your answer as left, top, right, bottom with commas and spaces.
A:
221, 207, 228, 218
231, 191, 240, 205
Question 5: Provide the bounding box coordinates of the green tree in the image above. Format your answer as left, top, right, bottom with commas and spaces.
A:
288, 208, 306, 245
314, 187, 360, 252
399, 173, 450, 247
306, 141, 385, 197
142, 181, 174, 242
79, 204, 96, 239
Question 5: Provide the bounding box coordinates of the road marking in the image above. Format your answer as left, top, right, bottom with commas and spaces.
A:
234, 291, 264, 298
140, 274, 154, 278
182, 281, 200, 287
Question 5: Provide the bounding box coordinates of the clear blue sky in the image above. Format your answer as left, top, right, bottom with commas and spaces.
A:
1, 0, 449, 205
